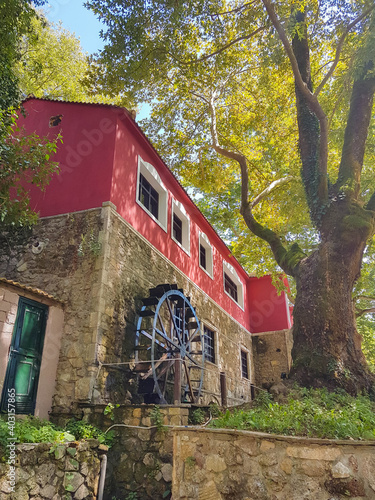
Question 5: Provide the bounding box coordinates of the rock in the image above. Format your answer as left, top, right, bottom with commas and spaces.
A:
206, 454, 227, 473
36, 463, 55, 487
161, 463, 173, 483
64, 472, 84, 493
286, 446, 340, 461
40, 484, 57, 498
331, 461, 351, 479
269, 382, 288, 396
74, 484, 90, 500
54, 445, 66, 460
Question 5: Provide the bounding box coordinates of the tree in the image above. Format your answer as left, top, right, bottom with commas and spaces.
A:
86, 0, 375, 394
0, 1, 60, 226
16, 13, 132, 106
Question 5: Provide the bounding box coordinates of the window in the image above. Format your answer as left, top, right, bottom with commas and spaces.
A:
223, 261, 244, 309
200, 244, 206, 269
203, 326, 216, 364
241, 349, 249, 379
171, 199, 190, 254
224, 273, 238, 302
136, 157, 168, 231
139, 174, 159, 218
173, 213, 183, 244
199, 232, 213, 278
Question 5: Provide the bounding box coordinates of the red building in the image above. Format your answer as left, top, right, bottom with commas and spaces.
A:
0, 98, 292, 416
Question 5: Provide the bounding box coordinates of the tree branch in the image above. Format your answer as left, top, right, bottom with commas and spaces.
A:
177, 26, 266, 65
209, 1, 256, 19
208, 95, 304, 276
314, 5, 375, 96
250, 176, 295, 208
356, 307, 375, 318
335, 76, 375, 198
262, 0, 328, 217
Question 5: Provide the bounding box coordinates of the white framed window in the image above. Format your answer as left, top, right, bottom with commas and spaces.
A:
223, 261, 244, 309
171, 199, 190, 255
240, 347, 250, 380
136, 156, 168, 232
199, 232, 213, 278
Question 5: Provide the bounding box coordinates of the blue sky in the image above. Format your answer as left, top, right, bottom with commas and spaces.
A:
43, 1, 105, 54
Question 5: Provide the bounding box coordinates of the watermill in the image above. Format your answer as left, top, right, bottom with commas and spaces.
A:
134, 284, 205, 404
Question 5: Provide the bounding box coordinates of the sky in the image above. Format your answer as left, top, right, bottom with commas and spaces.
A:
43, 1, 105, 54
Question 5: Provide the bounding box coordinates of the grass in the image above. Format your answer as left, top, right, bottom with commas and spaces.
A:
0, 416, 114, 460
209, 387, 375, 440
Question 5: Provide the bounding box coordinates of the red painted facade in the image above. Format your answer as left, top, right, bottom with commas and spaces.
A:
19, 98, 292, 334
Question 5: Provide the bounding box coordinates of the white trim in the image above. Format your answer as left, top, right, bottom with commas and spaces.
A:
199, 231, 214, 279
136, 156, 168, 232
171, 199, 190, 255
223, 261, 244, 310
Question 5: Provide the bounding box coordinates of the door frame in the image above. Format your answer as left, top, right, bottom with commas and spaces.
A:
0, 297, 48, 414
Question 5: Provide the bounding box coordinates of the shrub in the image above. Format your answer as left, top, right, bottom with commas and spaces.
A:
210, 387, 375, 440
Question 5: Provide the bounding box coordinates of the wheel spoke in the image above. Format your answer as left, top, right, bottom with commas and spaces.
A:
165, 298, 183, 345
154, 327, 180, 350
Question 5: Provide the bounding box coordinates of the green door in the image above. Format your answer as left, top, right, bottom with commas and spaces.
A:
1, 298, 48, 414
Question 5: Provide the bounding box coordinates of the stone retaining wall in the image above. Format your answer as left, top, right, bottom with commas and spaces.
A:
0, 440, 104, 500
172, 428, 375, 499
52, 405, 186, 500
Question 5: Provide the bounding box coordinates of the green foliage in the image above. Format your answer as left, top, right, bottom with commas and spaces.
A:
150, 405, 167, 433
16, 13, 133, 106
65, 419, 114, 447
103, 403, 120, 421
0, 416, 74, 460
0, 112, 61, 227
210, 388, 375, 440
124, 493, 138, 500
189, 408, 206, 425
0, 0, 46, 110
78, 230, 102, 257
185, 456, 196, 468
0, 416, 114, 461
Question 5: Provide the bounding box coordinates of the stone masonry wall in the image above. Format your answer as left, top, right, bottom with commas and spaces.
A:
52, 405, 186, 500
252, 330, 293, 389
92, 207, 253, 406
0, 440, 103, 500
172, 428, 375, 500
0, 208, 105, 409
0, 204, 253, 410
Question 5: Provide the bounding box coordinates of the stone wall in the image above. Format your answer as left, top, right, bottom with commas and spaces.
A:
252, 330, 293, 388
0, 204, 254, 410
0, 441, 103, 499
0, 207, 105, 409
52, 404, 187, 500
172, 428, 375, 499
92, 207, 253, 406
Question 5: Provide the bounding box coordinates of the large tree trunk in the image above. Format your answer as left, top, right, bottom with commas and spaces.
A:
290, 200, 375, 394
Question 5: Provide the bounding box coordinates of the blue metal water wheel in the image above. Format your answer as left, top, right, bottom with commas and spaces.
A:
135, 286, 204, 404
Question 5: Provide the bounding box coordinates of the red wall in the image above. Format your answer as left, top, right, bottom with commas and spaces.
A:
19, 99, 116, 216
248, 275, 292, 333
20, 98, 291, 334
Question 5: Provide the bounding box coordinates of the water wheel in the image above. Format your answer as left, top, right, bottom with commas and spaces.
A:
135, 284, 204, 404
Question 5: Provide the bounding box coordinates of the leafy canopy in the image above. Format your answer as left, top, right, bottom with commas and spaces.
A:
85, 0, 374, 274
